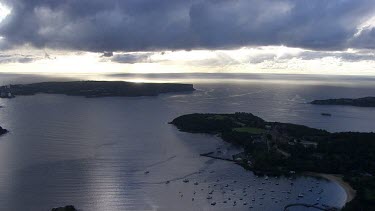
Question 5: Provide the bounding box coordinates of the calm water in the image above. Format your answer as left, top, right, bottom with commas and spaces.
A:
0, 73, 375, 210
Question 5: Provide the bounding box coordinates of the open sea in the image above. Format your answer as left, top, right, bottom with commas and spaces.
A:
1, 72, 375, 210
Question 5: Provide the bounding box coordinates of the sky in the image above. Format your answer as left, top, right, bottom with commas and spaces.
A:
0, 0, 375, 75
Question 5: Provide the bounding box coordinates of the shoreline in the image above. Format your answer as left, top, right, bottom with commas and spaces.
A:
305, 172, 356, 203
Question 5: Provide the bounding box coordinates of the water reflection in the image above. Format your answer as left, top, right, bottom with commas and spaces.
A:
0, 73, 374, 210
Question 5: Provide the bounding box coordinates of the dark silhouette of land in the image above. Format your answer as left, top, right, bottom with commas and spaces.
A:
0, 126, 7, 136
51, 205, 77, 211
0, 81, 195, 98
311, 97, 375, 107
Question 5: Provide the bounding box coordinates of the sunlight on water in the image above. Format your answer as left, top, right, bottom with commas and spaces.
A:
2, 72, 375, 87
0, 73, 374, 210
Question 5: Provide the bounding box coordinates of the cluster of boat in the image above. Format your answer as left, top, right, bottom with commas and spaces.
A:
173, 174, 326, 209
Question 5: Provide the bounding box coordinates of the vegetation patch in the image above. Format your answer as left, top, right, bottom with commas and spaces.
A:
233, 127, 266, 134
207, 115, 229, 120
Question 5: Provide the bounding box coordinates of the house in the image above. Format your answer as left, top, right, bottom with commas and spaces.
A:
300, 140, 318, 149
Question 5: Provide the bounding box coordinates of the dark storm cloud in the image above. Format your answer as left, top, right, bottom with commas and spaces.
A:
111, 53, 152, 64
352, 28, 375, 49
0, 0, 374, 52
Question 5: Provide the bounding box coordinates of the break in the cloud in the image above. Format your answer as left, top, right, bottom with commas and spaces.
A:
1, 47, 374, 75
113, 47, 375, 67
0, 0, 375, 52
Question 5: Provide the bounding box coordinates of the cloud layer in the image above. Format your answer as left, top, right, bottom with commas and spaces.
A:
0, 0, 374, 53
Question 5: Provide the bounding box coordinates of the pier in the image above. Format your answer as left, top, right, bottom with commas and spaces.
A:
200, 152, 235, 162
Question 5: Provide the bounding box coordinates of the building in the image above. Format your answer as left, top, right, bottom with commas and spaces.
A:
300, 140, 318, 149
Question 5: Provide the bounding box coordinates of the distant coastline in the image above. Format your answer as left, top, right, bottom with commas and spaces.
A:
0, 81, 195, 98
311, 97, 375, 107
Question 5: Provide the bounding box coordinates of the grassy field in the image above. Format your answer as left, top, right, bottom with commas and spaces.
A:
207, 115, 229, 120
233, 127, 266, 134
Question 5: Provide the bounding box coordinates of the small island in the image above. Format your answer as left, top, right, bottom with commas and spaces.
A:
51, 205, 77, 211
0, 81, 195, 98
0, 126, 7, 136
171, 113, 375, 211
311, 97, 375, 107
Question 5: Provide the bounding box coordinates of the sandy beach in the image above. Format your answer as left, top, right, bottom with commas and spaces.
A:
306, 172, 356, 203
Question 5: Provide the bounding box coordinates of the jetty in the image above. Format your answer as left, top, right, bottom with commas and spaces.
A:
200, 152, 235, 162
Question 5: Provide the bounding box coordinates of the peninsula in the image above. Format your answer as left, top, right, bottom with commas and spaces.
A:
171, 113, 375, 211
311, 97, 375, 107
0, 81, 195, 98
